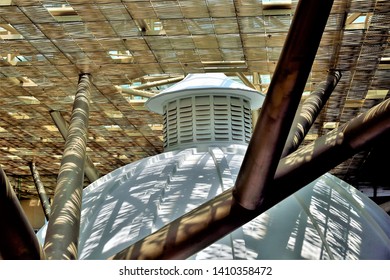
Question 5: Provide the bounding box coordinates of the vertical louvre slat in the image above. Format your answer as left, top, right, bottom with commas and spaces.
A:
162, 109, 168, 149
231, 97, 244, 142
167, 101, 178, 147
195, 96, 211, 141
214, 96, 229, 141
179, 97, 193, 143
243, 100, 252, 142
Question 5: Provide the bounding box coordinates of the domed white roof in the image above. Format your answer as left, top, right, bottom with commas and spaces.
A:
37, 144, 390, 259
146, 73, 265, 114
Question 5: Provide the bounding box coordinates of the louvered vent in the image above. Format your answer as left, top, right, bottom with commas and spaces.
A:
163, 95, 253, 151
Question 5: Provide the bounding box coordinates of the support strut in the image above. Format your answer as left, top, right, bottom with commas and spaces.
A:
43, 74, 91, 260
133, 76, 184, 90
50, 110, 100, 183
29, 160, 52, 221
115, 86, 156, 98
233, 0, 335, 210
281, 70, 342, 157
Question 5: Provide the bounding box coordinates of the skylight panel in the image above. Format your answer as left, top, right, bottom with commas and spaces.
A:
44, 4, 82, 22
8, 111, 30, 120
134, 19, 166, 35
43, 125, 59, 132
108, 50, 134, 63
260, 74, 271, 84
345, 13, 372, 30
104, 111, 124, 119
0, 24, 24, 40
366, 90, 388, 100
17, 96, 41, 105
0, 0, 12, 6
104, 125, 122, 131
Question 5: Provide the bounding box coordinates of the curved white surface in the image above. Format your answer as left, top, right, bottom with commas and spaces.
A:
146, 73, 265, 114
37, 144, 390, 260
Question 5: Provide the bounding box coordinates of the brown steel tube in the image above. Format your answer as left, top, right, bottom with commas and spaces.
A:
281, 70, 341, 157
29, 160, 52, 221
50, 110, 100, 183
233, 0, 335, 210
115, 86, 156, 98
0, 166, 43, 259
43, 74, 91, 260
112, 96, 390, 260
265, 97, 390, 207
133, 76, 184, 90
236, 72, 256, 89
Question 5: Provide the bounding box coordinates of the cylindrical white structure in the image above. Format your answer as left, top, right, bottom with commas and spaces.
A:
146, 73, 264, 151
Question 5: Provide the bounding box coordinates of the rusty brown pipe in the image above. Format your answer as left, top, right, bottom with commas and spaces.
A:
50, 110, 100, 183
132, 76, 184, 90
0, 166, 43, 259
43, 74, 91, 260
112, 97, 390, 260
281, 70, 342, 158
233, 0, 335, 210
29, 160, 52, 221
265, 97, 390, 207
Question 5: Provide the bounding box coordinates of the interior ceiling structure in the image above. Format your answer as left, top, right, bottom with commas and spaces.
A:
0, 0, 389, 202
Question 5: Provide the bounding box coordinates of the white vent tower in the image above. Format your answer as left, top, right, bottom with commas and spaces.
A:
146, 73, 264, 151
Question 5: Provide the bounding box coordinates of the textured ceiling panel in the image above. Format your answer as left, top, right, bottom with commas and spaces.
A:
0, 0, 388, 201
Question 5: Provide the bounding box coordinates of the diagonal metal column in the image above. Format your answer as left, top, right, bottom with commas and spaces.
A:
281, 70, 342, 157
29, 160, 52, 221
50, 110, 100, 183
43, 74, 91, 260
111, 95, 390, 260
233, 0, 335, 210
236, 72, 256, 89
133, 76, 184, 90
115, 85, 156, 98
265, 97, 390, 207
0, 166, 43, 259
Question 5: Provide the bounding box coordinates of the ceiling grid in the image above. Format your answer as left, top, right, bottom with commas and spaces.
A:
0, 0, 389, 199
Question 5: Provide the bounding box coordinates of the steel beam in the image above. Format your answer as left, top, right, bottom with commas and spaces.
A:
115, 86, 156, 98
29, 160, 52, 221
133, 76, 184, 90
267, 97, 390, 206
50, 110, 100, 183
111, 96, 390, 260
281, 70, 342, 157
43, 74, 91, 260
233, 0, 335, 210
0, 166, 43, 259
236, 72, 256, 89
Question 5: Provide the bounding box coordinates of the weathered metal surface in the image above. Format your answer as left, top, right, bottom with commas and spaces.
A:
269, 97, 390, 206
29, 160, 51, 221
50, 110, 100, 183
281, 70, 342, 157
43, 74, 91, 260
233, 0, 335, 210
